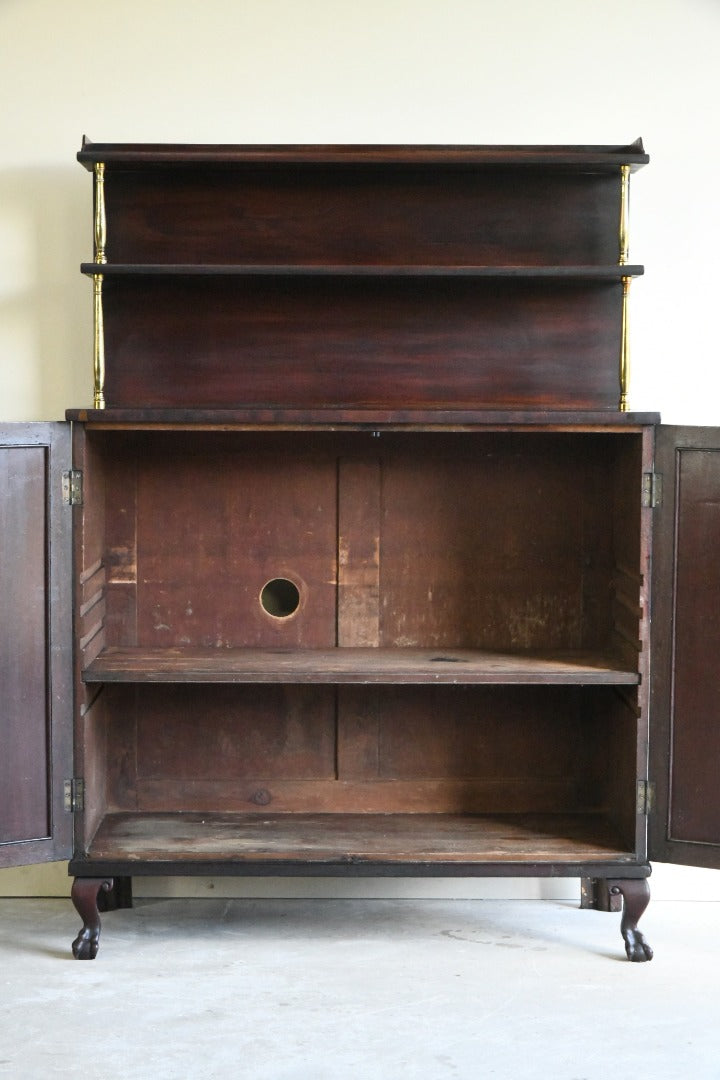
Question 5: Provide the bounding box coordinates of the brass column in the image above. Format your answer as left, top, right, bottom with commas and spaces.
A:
92, 162, 107, 409
619, 164, 631, 412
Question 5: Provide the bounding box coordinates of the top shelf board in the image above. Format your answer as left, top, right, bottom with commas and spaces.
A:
78, 138, 649, 171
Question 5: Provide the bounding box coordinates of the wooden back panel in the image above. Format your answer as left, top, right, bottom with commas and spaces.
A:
101, 277, 623, 411
103, 164, 621, 266
103, 683, 614, 816
90, 430, 636, 653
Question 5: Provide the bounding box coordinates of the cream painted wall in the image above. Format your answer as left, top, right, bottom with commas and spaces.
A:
1, 0, 719, 899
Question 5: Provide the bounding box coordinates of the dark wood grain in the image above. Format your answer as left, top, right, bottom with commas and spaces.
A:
86, 160, 626, 265
0, 446, 49, 844
77, 139, 649, 169
650, 430, 720, 865
66, 409, 660, 427
99, 276, 625, 411
669, 446, 720, 841
0, 424, 73, 868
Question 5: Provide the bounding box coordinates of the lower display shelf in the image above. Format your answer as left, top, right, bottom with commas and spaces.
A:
80, 812, 636, 866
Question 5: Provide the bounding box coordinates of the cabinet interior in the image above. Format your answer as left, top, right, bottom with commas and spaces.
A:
75, 427, 644, 866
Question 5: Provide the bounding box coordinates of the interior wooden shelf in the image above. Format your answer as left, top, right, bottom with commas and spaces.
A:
81, 262, 644, 279
82, 647, 639, 685
85, 811, 635, 864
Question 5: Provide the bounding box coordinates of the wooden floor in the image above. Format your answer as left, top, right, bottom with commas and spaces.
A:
86, 812, 634, 864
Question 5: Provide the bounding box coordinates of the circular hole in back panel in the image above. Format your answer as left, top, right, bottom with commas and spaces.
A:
260, 577, 301, 619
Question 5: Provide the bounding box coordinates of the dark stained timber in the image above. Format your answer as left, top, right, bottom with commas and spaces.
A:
0, 447, 49, 844
100, 276, 624, 411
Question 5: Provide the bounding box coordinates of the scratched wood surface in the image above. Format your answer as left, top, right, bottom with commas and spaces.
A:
89, 430, 634, 655
86, 811, 633, 863
84, 646, 638, 684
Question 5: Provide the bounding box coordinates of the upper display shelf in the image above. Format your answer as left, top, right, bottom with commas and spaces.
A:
77, 137, 649, 171
78, 139, 648, 413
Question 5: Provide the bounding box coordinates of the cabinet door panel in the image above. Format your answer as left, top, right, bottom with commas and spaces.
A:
0, 424, 73, 866
650, 426, 720, 867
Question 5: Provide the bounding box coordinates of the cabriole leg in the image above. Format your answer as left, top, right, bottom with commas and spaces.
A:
606, 878, 653, 962
71, 877, 114, 960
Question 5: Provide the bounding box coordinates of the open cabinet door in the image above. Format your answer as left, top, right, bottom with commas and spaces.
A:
649, 425, 720, 869
0, 423, 73, 867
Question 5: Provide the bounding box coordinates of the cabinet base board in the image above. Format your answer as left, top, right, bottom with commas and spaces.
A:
71, 811, 643, 875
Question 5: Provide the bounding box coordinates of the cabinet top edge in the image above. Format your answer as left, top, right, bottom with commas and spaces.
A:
77, 138, 649, 170
65, 408, 661, 429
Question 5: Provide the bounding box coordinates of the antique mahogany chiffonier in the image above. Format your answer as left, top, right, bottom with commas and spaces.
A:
2, 139, 720, 960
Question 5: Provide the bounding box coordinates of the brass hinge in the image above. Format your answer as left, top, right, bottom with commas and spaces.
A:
642, 472, 663, 508
64, 778, 85, 813
637, 780, 655, 815
62, 470, 83, 506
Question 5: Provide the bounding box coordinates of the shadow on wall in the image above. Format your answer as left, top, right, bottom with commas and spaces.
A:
0, 166, 93, 420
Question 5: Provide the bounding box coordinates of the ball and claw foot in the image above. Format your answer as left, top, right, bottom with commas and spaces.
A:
623, 928, 654, 963
72, 926, 100, 960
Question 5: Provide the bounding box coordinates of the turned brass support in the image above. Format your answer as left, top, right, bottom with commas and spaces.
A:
619, 276, 631, 412
92, 162, 107, 409
618, 164, 631, 410
93, 274, 105, 410
619, 163, 630, 266
94, 162, 107, 265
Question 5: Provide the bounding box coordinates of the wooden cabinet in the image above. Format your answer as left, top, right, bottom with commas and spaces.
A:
2, 140, 719, 961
